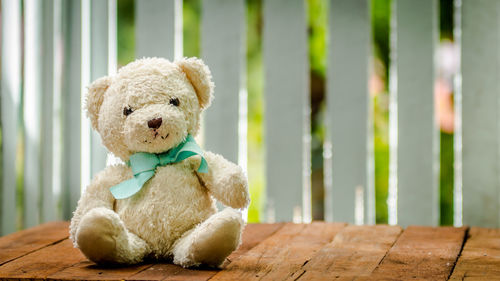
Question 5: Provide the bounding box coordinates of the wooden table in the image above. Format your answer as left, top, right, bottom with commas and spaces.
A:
0, 222, 498, 280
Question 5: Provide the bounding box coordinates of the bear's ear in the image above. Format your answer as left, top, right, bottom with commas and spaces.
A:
86, 76, 112, 130
176, 57, 214, 109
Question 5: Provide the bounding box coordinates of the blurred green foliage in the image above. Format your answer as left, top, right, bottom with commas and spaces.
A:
183, 0, 201, 57
245, 0, 265, 222
117, 0, 135, 65
371, 0, 391, 223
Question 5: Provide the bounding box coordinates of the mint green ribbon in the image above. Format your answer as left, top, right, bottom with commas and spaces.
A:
110, 135, 208, 199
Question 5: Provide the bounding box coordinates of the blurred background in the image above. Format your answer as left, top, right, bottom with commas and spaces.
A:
112, 0, 455, 224
0, 0, 465, 232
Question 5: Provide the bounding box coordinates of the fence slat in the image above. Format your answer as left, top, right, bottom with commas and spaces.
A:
135, 0, 181, 60
88, 0, 111, 179
61, 0, 82, 219
201, 0, 245, 165
327, 0, 372, 224
461, 0, 500, 227
391, 0, 439, 226
41, 0, 57, 222
1, 0, 22, 235
263, 0, 310, 222
108, 0, 117, 75
23, 0, 44, 228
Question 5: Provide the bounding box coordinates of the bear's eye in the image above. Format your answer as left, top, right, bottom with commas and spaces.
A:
169, 97, 180, 107
123, 106, 134, 116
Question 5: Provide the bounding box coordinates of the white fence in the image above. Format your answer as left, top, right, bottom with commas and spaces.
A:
1, 0, 500, 235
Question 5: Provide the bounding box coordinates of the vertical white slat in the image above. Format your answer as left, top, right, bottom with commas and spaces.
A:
81, 0, 91, 206
23, 0, 44, 228
52, 0, 64, 221
135, 0, 182, 60
108, 0, 117, 75
327, 0, 372, 224
201, 0, 245, 166
88, 0, 111, 180
387, 0, 398, 226
1, 0, 22, 235
391, 0, 439, 226
453, 0, 463, 227
41, 0, 57, 222
461, 0, 500, 227
263, 0, 310, 222
61, 0, 82, 219
105, 0, 122, 166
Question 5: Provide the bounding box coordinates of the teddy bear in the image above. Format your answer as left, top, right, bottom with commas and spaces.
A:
69, 57, 250, 268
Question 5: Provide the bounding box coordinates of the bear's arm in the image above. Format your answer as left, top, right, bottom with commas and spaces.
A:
69, 164, 132, 243
190, 151, 250, 209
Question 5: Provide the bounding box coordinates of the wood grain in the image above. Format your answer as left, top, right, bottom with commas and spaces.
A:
362, 226, 467, 281
449, 227, 500, 280
0, 238, 85, 279
0, 221, 69, 265
211, 222, 346, 281
127, 264, 185, 281
48, 261, 152, 280
128, 223, 285, 281
5, 223, 500, 280
294, 225, 402, 280
227, 223, 285, 263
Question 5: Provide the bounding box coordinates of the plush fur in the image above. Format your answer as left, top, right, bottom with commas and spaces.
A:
69, 57, 250, 268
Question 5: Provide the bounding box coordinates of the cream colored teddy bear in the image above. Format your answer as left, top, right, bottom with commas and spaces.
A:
69, 57, 250, 268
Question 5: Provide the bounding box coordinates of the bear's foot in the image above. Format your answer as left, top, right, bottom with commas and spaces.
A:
172, 208, 244, 268
76, 207, 150, 265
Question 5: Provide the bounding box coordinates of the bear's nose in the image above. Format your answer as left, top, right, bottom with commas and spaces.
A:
147, 117, 162, 129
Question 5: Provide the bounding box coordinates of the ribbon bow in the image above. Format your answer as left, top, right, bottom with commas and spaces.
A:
110, 134, 208, 199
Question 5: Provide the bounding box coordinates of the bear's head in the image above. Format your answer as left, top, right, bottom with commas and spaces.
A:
86, 57, 214, 161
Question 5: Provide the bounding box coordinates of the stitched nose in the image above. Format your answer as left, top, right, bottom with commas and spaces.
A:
147, 117, 162, 129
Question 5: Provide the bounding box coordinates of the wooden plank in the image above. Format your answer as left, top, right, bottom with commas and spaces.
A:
294, 225, 402, 280
48, 261, 151, 280
162, 268, 219, 281
135, 0, 181, 60
263, 0, 310, 222
227, 223, 285, 262
0, 221, 69, 266
0, 239, 85, 279
128, 264, 187, 281
61, 0, 82, 219
327, 0, 372, 224
211, 222, 345, 281
449, 227, 500, 280
0, 0, 22, 235
461, 0, 500, 227
201, 0, 245, 165
392, 0, 439, 226
128, 223, 285, 281
23, 0, 44, 229
363, 226, 467, 280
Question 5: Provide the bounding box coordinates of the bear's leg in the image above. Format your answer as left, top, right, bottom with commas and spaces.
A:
172, 207, 244, 268
76, 207, 150, 265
